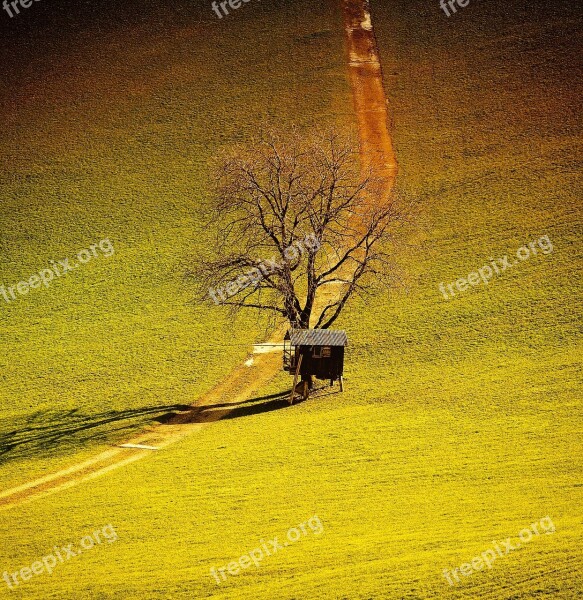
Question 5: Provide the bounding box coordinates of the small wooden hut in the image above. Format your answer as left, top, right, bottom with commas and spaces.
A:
283, 329, 348, 402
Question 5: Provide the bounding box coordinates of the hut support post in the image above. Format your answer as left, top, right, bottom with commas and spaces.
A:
289, 353, 303, 405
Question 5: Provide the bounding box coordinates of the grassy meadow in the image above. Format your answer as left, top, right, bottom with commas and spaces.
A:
0, 0, 581, 598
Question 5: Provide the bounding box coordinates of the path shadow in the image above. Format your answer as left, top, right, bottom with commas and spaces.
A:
0, 404, 191, 464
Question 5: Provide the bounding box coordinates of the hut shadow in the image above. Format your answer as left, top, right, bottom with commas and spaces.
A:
173, 391, 302, 424
307, 385, 343, 400
174, 384, 342, 424
0, 404, 191, 465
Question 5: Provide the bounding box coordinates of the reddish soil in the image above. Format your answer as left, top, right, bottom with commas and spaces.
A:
342, 0, 398, 201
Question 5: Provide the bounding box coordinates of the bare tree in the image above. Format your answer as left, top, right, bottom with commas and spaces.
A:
191, 129, 409, 330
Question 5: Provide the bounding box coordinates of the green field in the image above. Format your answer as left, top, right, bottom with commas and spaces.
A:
0, 0, 581, 598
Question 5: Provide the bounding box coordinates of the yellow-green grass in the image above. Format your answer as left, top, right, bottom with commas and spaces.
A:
0, 0, 352, 487
1, 0, 582, 598
0, 371, 579, 598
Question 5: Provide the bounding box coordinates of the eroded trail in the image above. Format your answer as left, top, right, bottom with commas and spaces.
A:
0, 0, 397, 511
342, 0, 398, 199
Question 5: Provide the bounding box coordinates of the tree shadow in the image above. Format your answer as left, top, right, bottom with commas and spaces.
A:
0, 384, 343, 463
0, 404, 191, 465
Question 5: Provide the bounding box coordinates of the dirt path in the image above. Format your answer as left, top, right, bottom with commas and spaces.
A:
0, 0, 397, 512
342, 0, 398, 200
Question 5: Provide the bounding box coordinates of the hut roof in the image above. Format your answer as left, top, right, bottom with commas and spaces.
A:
288, 329, 348, 347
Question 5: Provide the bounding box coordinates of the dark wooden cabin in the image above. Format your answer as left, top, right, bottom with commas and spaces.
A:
283, 329, 348, 401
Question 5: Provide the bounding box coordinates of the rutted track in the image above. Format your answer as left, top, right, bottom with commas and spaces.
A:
342, 0, 398, 199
